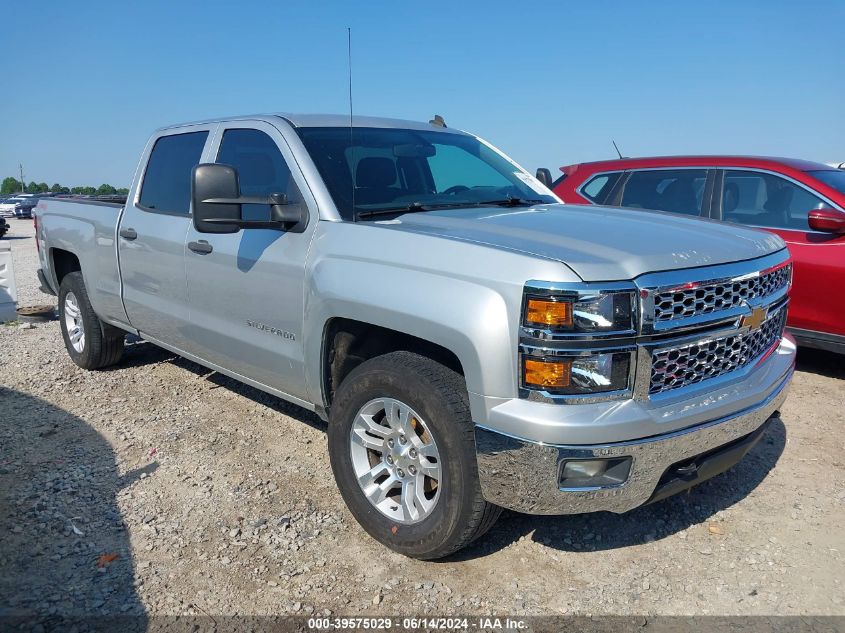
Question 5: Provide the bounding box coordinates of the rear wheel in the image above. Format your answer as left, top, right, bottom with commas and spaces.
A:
328, 351, 501, 559
58, 272, 125, 370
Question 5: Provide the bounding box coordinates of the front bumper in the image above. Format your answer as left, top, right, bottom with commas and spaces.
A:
475, 351, 793, 515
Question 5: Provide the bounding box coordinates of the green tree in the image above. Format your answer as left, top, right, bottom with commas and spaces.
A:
70, 186, 85, 195
96, 183, 117, 196
116, 187, 129, 195
1, 177, 21, 194
50, 183, 70, 194
26, 181, 39, 193
82, 186, 97, 195
37, 182, 49, 193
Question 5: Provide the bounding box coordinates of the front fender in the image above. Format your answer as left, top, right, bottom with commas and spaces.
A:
304, 258, 516, 411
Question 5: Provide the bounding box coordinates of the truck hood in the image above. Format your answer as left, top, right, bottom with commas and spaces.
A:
375, 204, 785, 281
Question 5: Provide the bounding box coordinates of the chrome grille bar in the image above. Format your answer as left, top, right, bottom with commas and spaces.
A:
649, 305, 787, 395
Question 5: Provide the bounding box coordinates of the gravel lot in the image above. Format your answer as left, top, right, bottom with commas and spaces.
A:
1, 218, 843, 620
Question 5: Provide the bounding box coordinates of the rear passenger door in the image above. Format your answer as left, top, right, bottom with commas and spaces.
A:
715, 168, 844, 336
119, 125, 216, 350
183, 120, 316, 402
613, 168, 714, 217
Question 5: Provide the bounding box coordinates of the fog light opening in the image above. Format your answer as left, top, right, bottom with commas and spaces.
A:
559, 457, 632, 489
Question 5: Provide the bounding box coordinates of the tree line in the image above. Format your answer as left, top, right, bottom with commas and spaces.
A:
1, 177, 129, 197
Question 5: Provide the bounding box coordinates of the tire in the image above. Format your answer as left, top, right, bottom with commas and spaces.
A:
328, 351, 501, 559
58, 271, 125, 370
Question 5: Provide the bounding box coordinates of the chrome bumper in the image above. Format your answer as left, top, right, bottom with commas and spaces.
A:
475, 367, 792, 515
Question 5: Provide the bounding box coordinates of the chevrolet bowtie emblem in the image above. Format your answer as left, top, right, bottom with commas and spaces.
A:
741, 306, 767, 331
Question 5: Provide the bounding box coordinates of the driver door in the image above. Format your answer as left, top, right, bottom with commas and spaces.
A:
183, 120, 316, 402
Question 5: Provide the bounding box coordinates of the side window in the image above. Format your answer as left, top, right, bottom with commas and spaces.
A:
722, 170, 826, 231
620, 169, 708, 216
581, 172, 622, 203
216, 128, 304, 221
139, 131, 208, 214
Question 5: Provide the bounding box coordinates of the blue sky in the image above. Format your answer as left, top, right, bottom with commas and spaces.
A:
1, 0, 843, 187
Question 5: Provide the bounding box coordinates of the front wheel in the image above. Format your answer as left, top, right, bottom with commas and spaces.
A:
58, 271, 125, 370
328, 351, 501, 559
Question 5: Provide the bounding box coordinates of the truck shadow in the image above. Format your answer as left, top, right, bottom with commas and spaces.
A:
795, 347, 845, 379
112, 338, 326, 433
454, 417, 787, 560
0, 387, 148, 630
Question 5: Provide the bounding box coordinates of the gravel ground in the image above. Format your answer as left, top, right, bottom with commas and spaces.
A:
1, 218, 843, 619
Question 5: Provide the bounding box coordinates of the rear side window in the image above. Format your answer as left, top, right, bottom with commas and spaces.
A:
620, 169, 707, 216
139, 131, 208, 214
216, 128, 304, 221
581, 172, 622, 203
722, 170, 826, 231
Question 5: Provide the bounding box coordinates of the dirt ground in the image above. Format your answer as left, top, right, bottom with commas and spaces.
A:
1, 218, 843, 620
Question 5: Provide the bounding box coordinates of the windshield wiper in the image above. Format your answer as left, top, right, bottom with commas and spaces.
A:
356, 201, 487, 219
355, 197, 546, 220
476, 197, 545, 207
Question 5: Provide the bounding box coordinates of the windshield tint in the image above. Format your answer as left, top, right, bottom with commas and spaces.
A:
809, 170, 845, 196
296, 127, 556, 220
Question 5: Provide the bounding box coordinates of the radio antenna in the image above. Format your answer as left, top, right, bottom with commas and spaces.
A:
612, 139, 624, 160
348, 27, 356, 219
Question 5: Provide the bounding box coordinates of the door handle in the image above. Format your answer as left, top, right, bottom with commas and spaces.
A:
119, 228, 137, 240
188, 240, 213, 254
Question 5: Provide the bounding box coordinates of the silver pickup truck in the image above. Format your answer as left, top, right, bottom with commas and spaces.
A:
34, 113, 795, 559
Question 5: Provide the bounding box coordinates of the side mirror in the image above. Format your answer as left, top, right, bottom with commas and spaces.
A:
191, 163, 307, 233
192, 164, 241, 234
535, 168, 554, 189
808, 207, 845, 234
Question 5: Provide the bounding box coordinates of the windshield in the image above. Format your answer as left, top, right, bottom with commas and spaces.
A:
809, 170, 845, 196
296, 127, 556, 220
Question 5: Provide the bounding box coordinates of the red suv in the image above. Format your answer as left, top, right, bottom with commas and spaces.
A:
547, 156, 845, 353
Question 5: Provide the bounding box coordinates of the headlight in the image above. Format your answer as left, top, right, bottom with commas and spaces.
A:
523, 291, 635, 334
522, 351, 632, 395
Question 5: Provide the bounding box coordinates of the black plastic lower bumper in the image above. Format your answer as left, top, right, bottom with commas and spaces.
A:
645, 413, 777, 506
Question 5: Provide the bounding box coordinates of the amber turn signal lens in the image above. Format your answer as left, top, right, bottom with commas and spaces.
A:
524, 359, 572, 388
526, 298, 573, 327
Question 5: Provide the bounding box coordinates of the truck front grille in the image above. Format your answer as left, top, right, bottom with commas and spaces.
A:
649, 305, 787, 395
653, 263, 791, 324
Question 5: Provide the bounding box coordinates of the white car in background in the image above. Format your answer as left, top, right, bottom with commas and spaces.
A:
0, 194, 34, 217
0, 198, 23, 218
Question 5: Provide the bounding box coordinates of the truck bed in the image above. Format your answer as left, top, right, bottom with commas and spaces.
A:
35, 196, 128, 329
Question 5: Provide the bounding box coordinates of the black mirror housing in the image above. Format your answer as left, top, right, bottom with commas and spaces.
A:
192, 164, 241, 234
535, 168, 554, 189
192, 163, 308, 233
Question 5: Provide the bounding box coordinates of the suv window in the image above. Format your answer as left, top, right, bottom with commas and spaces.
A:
620, 169, 707, 215
581, 172, 622, 203
139, 131, 208, 214
216, 128, 304, 221
722, 170, 826, 231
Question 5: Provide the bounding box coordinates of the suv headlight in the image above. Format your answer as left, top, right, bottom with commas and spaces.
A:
523, 291, 635, 334
522, 351, 633, 395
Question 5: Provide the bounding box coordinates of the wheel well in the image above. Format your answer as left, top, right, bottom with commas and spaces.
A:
51, 249, 81, 286
322, 318, 463, 409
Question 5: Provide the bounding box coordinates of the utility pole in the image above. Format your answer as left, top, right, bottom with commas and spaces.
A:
19, 164, 24, 193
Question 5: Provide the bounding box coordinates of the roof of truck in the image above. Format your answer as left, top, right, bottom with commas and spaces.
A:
159, 113, 461, 133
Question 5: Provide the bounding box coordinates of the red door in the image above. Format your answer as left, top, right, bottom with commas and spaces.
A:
719, 169, 845, 342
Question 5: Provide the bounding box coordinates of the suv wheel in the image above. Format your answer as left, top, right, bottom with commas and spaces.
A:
328, 351, 501, 559
58, 272, 125, 369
